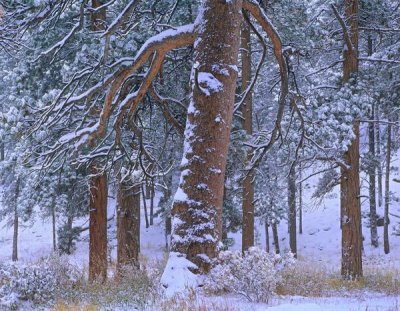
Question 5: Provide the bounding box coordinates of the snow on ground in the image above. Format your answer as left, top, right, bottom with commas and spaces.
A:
0, 164, 400, 309
228, 161, 400, 269
261, 295, 400, 311
0, 192, 166, 265
201, 294, 400, 311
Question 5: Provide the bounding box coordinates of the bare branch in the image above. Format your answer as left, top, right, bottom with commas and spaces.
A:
242, 0, 289, 165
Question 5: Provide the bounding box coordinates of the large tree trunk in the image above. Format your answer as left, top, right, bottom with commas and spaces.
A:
88, 0, 108, 284
241, 19, 255, 253
117, 181, 140, 273
384, 122, 391, 254
341, 124, 363, 279
167, 0, 242, 274
288, 165, 297, 257
89, 171, 108, 282
369, 105, 378, 247
340, 0, 363, 280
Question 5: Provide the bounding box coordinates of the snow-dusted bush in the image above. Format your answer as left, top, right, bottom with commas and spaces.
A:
205, 247, 295, 303
0, 255, 81, 308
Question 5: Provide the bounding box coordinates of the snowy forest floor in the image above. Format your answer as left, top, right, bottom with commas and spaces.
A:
1, 171, 400, 310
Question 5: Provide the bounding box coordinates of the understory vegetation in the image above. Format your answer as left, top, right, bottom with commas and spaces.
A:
0, 252, 399, 310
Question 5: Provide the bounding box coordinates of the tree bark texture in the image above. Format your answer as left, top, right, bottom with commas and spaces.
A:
340, 0, 363, 279
241, 20, 255, 253
170, 0, 243, 273
117, 181, 140, 272
341, 123, 363, 279
89, 172, 108, 282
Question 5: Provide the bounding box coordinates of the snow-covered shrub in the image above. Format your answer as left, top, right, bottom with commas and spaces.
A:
205, 247, 295, 303
0, 255, 81, 308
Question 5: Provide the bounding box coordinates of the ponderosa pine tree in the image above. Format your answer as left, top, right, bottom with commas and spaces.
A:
162, 0, 288, 291
88, 0, 108, 283
166, 0, 243, 276
336, 0, 363, 279
241, 18, 255, 253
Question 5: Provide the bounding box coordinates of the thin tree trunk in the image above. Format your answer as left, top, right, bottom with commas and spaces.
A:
145, 180, 151, 199
384, 122, 391, 254
160, 174, 172, 249
340, 0, 363, 280
12, 206, 18, 261
165, 215, 171, 250
141, 184, 149, 229
369, 105, 378, 247
265, 221, 270, 253
12, 178, 20, 262
288, 165, 297, 258
376, 105, 383, 208
117, 181, 140, 273
89, 171, 108, 282
0, 142, 4, 161
66, 210, 74, 254
299, 161, 303, 234
272, 221, 280, 254
52, 203, 57, 251
150, 181, 154, 226
168, 0, 242, 273
241, 19, 254, 253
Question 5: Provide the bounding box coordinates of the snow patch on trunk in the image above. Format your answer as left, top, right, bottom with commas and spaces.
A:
197, 72, 223, 96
